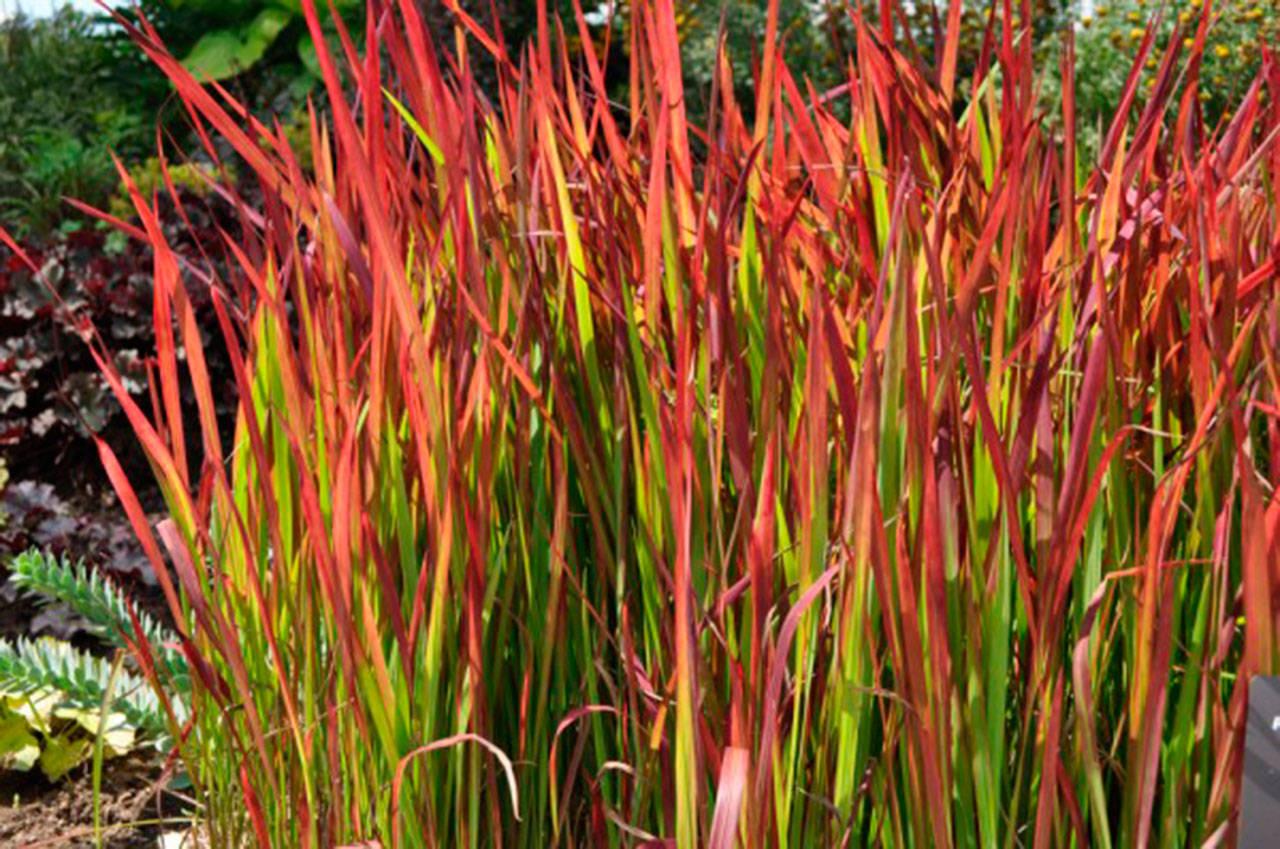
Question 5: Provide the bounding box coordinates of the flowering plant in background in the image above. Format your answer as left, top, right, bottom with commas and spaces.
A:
1074, 0, 1274, 128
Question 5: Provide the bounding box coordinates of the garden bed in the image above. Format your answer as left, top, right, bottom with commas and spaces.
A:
0, 752, 170, 848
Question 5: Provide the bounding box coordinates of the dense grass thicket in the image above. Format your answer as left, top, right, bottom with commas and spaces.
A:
7, 0, 1280, 845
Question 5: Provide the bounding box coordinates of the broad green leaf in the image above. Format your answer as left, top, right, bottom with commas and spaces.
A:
39, 733, 92, 781
0, 714, 39, 772
181, 8, 293, 81
55, 707, 136, 757
181, 32, 247, 82
3, 687, 59, 728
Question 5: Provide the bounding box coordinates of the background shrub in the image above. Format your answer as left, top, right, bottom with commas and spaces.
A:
1070, 0, 1276, 141
0, 8, 150, 235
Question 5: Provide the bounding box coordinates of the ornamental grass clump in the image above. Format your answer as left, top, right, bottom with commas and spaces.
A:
9, 0, 1280, 845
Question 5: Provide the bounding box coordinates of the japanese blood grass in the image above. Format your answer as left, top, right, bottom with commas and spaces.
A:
58, 0, 1280, 845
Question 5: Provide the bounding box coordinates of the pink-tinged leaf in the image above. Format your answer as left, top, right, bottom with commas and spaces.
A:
708, 747, 749, 849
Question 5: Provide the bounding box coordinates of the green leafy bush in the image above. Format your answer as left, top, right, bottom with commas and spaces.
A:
0, 8, 150, 236
1072, 0, 1275, 128
107, 155, 217, 221
119, 0, 362, 92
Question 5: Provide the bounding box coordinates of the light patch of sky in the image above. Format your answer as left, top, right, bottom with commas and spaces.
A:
0, 0, 108, 19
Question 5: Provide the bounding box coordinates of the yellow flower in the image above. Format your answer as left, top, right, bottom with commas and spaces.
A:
1183, 37, 1194, 49
1214, 44, 1231, 58
1146, 56, 1158, 69
1127, 10, 1143, 21
1096, 5, 1109, 15
1130, 27, 1145, 40
1179, 10, 1193, 21
1081, 14, 1094, 26
1110, 31, 1125, 46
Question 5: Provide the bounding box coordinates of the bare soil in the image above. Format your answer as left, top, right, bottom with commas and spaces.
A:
0, 753, 176, 848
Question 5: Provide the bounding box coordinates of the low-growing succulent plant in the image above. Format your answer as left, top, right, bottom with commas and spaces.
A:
0, 549, 188, 781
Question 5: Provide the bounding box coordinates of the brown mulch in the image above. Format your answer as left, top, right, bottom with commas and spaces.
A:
0, 753, 179, 848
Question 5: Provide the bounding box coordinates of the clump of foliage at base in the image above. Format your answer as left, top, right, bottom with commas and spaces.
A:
0, 549, 185, 781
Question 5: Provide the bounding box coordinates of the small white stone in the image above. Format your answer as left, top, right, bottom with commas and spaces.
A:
158, 829, 204, 849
